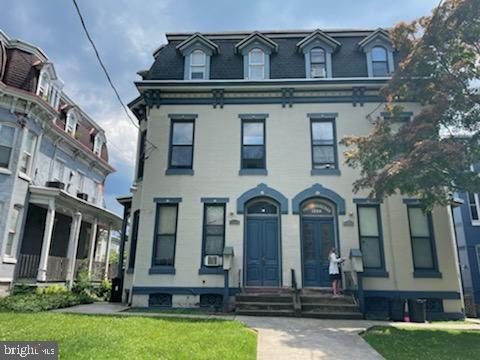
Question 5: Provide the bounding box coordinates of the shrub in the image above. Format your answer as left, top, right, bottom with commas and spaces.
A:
0, 292, 94, 313
10, 284, 34, 296
72, 266, 92, 295
35, 285, 69, 296
95, 279, 112, 300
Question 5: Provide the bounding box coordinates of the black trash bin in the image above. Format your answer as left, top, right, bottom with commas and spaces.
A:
389, 298, 405, 321
408, 299, 426, 323
110, 277, 123, 303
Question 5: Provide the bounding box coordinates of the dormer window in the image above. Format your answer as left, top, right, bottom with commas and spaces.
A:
296, 30, 341, 79
248, 48, 265, 80
177, 33, 218, 80
310, 47, 326, 78
358, 29, 395, 78
190, 50, 206, 79
37, 72, 50, 100
371, 46, 388, 77
93, 133, 104, 156
65, 111, 78, 136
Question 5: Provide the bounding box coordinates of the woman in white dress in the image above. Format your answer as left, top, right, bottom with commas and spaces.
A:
328, 247, 345, 296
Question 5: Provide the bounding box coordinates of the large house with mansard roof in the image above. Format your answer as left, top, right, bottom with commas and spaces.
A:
0, 30, 121, 294
122, 27, 465, 319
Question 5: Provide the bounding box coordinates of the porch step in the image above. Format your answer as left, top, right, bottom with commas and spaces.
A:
236, 301, 294, 311
235, 309, 296, 317
301, 303, 360, 313
236, 294, 293, 303
300, 295, 355, 305
301, 311, 364, 320
242, 287, 291, 294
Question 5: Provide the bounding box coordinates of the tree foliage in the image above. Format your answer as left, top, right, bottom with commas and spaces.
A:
341, 0, 480, 210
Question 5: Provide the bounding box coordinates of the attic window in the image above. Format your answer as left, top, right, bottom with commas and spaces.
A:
37, 72, 50, 100
248, 48, 265, 80
372, 46, 388, 77
65, 111, 78, 136
93, 133, 103, 156
190, 50, 206, 79
310, 48, 326, 78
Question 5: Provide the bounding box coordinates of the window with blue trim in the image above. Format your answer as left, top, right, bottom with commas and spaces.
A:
202, 204, 226, 264
242, 120, 265, 169
357, 205, 385, 270
128, 210, 140, 270
169, 120, 195, 169
407, 206, 437, 271
248, 48, 265, 80
468, 192, 480, 224
190, 50, 207, 80
310, 47, 326, 78
371, 46, 388, 77
153, 204, 178, 267
310, 119, 337, 170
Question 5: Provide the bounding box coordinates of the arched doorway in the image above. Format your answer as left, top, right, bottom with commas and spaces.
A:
244, 198, 281, 287
300, 198, 337, 287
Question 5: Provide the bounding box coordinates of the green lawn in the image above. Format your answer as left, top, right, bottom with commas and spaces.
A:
363, 326, 480, 360
0, 313, 256, 360
126, 307, 210, 315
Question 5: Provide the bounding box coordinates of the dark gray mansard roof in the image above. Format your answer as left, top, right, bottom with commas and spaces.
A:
145, 29, 402, 80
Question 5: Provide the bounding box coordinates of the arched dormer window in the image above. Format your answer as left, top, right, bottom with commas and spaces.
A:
371, 46, 388, 77
65, 110, 78, 136
248, 48, 265, 80
310, 47, 326, 78
37, 71, 50, 100
93, 133, 105, 156
190, 50, 206, 79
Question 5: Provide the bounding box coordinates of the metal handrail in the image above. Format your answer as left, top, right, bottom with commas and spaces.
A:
291, 268, 297, 291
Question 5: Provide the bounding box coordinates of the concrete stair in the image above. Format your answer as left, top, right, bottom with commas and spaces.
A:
235, 288, 363, 319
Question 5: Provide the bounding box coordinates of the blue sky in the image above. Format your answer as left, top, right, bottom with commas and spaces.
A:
0, 0, 438, 214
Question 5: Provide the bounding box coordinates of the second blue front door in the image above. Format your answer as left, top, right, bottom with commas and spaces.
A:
245, 217, 280, 287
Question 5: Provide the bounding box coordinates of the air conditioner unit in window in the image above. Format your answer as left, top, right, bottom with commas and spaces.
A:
204, 255, 223, 267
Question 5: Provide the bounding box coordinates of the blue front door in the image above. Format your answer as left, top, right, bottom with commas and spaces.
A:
246, 217, 280, 287
302, 219, 335, 287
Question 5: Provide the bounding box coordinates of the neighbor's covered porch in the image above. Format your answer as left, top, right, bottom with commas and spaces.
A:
15, 186, 122, 284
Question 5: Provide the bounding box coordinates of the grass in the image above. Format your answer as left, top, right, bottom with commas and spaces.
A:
363, 326, 480, 360
0, 313, 256, 360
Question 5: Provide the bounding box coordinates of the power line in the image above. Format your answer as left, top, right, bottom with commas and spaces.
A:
71, 0, 157, 150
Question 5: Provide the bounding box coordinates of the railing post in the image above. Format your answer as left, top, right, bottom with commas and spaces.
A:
66, 212, 82, 288
37, 202, 56, 282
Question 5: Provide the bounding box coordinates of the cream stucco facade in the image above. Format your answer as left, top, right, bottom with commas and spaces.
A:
124, 98, 464, 317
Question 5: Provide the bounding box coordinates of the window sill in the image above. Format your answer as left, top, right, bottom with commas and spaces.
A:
362, 269, 389, 278
2, 257, 17, 264
239, 169, 268, 176
0, 168, 12, 176
471, 221, 480, 227
165, 169, 194, 176
311, 168, 341, 176
149, 266, 176, 274
413, 270, 442, 278
18, 172, 32, 182
198, 267, 224, 275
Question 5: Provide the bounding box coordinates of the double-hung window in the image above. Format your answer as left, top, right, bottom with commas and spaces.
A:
248, 48, 265, 80
407, 206, 439, 273
137, 130, 147, 179
153, 204, 178, 267
202, 204, 226, 265
66, 112, 77, 135
358, 205, 385, 271
5, 206, 20, 257
371, 46, 388, 77
241, 120, 265, 169
19, 130, 37, 175
310, 47, 326, 78
190, 50, 206, 80
0, 124, 15, 169
468, 192, 480, 225
53, 159, 65, 182
128, 210, 140, 270
310, 119, 337, 169
169, 120, 195, 169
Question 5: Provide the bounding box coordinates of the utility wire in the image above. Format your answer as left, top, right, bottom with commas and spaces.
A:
71, 0, 157, 150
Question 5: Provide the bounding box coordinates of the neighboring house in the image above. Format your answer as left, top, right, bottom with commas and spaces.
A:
123, 28, 464, 319
453, 163, 480, 316
0, 30, 121, 294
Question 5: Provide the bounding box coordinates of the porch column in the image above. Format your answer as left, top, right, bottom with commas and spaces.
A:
87, 219, 98, 277
104, 225, 113, 279
66, 212, 82, 288
37, 202, 56, 282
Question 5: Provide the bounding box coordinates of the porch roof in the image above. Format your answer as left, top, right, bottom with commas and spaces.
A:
28, 186, 122, 229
